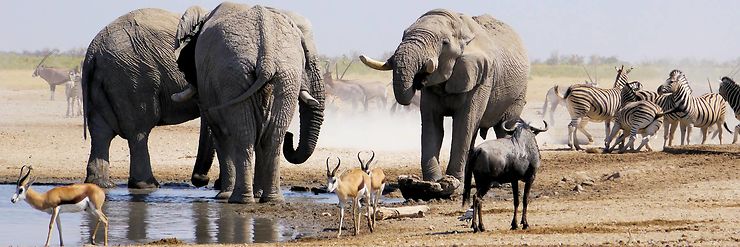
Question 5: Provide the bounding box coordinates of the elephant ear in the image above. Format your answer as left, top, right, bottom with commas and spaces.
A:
175, 6, 209, 49
445, 48, 489, 94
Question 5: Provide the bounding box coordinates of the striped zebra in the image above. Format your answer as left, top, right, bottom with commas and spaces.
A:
619, 81, 684, 147
542, 81, 597, 142
663, 70, 728, 145
561, 65, 632, 150
719, 76, 740, 143
605, 100, 673, 153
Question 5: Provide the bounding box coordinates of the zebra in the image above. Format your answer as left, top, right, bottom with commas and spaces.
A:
663, 70, 728, 145
604, 100, 674, 153
561, 65, 632, 150
65, 71, 83, 117
619, 81, 685, 147
541, 80, 598, 125
719, 76, 740, 143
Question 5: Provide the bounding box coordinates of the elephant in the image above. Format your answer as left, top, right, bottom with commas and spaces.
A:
360, 9, 529, 183
172, 2, 325, 203
81, 8, 215, 189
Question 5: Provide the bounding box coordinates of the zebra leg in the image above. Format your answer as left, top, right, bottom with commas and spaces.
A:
668, 121, 679, 146
604, 120, 612, 144
578, 119, 594, 143
700, 127, 709, 144
568, 118, 582, 150
717, 122, 723, 144
604, 122, 621, 152
734, 124, 739, 144
679, 122, 688, 145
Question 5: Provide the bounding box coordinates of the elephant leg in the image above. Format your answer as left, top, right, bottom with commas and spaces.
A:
228, 141, 256, 204
214, 141, 235, 199
127, 132, 159, 189
419, 94, 444, 182
85, 114, 116, 188
191, 118, 216, 188
446, 84, 490, 180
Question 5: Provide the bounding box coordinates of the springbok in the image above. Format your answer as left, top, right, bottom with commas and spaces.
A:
326, 157, 373, 237
31, 52, 75, 101
11, 165, 109, 246
357, 151, 386, 229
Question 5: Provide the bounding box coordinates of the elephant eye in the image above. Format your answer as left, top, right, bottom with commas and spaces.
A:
441, 40, 449, 46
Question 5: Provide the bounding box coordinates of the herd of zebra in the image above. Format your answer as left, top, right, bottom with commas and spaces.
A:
541, 65, 740, 153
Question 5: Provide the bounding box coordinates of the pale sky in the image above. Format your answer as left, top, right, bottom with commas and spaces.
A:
2, 1, 739, 62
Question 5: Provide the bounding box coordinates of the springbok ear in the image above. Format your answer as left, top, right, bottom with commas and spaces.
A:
175, 6, 209, 49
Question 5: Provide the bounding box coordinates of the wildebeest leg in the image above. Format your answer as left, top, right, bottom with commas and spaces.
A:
476, 195, 485, 232
510, 181, 520, 230
471, 195, 479, 232
521, 178, 533, 229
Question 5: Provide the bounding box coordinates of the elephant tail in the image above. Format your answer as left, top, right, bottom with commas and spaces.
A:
462, 148, 480, 207
81, 54, 95, 140
283, 99, 325, 164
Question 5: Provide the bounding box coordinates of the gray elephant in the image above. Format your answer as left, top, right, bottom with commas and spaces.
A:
173, 3, 325, 203
361, 9, 529, 183
81, 8, 215, 189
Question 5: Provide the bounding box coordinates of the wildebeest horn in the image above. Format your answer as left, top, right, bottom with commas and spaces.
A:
502, 119, 519, 132
359, 55, 392, 71
171, 85, 197, 102
531, 121, 549, 133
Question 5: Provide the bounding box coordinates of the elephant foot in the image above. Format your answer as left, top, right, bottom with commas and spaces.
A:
259, 192, 285, 203
85, 176, 116, 189
228, 193, 256, 204
213, 177, 222, 190
191, 173, 210, 188
127, 178, 159, 189
215, 191, 232, 200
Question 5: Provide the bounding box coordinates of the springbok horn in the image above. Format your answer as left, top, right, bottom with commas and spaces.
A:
332, 157, 341, 176
326, 157, 332, 176
501, 119, 519, 132
531, 120, 549, 132
17, 165, 31, 186
357, 152, 365, 170
424, 58, 437, 74
366, 150, 375, 168
299, 91, 320, 106
171, 85, 197, 102
359, 55, 392, 71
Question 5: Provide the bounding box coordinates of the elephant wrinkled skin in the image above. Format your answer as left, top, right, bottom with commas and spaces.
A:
361, 9, 529, 183
175, 3, 325, 203
81, 9, 215, 189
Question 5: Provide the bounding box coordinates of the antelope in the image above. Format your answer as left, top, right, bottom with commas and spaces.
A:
357, 151, 386, 229
11, 165, 109, 246
31, 52, 75, 101
326, 157, 373, 237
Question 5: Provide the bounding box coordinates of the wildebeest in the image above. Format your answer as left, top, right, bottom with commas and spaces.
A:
462, 120, 547, 232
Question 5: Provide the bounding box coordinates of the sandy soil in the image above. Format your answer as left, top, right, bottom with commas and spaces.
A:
1, 73, 739, 246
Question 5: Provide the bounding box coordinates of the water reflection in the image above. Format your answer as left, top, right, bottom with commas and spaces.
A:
73, 187, 284, 245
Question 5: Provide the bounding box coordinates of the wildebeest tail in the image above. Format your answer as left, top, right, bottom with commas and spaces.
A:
462, 148, 480, 207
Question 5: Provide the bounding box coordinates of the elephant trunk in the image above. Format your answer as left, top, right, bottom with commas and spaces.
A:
391, 43, 424, 105
283, 59, 325, 164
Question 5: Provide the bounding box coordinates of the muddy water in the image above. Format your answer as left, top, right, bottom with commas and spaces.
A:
1, 184, 401, 245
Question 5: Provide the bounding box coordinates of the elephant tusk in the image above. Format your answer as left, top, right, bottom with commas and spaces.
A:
299, 91, 320, 106
171, 85, 197, 102
424, 58, 437, 74
359, 55, 392, 71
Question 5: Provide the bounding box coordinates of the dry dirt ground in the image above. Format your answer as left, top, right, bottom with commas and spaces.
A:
1, 72, 739, 246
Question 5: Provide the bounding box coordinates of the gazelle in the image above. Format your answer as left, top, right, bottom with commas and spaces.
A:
326, 157, 373, 237
357, 151, 386, 229
11, 165, 109, 246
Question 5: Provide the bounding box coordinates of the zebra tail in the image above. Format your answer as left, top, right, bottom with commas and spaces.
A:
655, 107, 680, 119
561, 85, 573, 99
724, 122, 733, 134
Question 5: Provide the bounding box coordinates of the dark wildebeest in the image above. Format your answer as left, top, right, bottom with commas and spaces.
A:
462, 120, 547, 232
